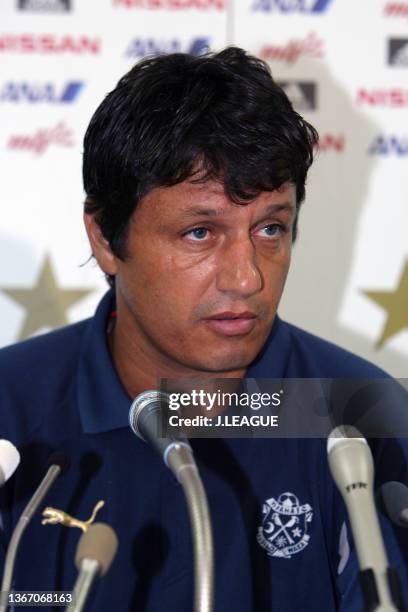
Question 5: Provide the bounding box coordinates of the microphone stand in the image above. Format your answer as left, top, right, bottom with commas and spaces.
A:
129, 391, 214, 612
0, 464, 62, 612
66, 559, 100, 612
166, 443, 214, 612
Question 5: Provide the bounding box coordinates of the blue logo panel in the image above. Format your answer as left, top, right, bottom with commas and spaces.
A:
252, 0, 333, 13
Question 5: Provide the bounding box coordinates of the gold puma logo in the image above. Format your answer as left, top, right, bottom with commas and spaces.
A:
41, 500, 105, 532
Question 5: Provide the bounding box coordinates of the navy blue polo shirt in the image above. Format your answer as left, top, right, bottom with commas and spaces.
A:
0, 290, 407, 611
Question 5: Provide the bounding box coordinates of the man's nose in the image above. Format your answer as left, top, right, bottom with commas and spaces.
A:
216, 237, 263, 297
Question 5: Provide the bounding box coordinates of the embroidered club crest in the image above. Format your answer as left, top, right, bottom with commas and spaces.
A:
257, 492, 313, 559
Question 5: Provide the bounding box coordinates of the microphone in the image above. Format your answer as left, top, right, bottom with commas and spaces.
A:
377, 481, 408, 528
129, 389, 193, 477
0, 451, 70, 611
65, 523, 118, 612
129, 390, 214, 612
0, 440, 20, 487
327, 426, 401, 611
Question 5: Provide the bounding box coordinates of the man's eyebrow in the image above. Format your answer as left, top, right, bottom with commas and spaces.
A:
261, 202, 295, 216
179, 202, 295, 219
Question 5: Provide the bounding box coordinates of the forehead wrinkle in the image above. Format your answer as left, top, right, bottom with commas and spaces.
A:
179, 207, 227, 219
179, 201, 295, 220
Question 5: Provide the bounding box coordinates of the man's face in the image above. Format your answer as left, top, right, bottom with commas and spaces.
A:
111, 179, 296, 376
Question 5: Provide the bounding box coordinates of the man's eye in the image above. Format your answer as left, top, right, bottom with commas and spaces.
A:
186, 227, 209, 241
258, 224, 283, 238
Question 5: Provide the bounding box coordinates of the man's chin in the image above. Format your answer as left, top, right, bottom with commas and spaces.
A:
190, 348, 260, 375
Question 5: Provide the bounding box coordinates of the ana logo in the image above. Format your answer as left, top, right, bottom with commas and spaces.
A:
257, 492, 313, 559
0, 82, 84, 103
388, 38, 408, 66
260, 32, 324, 64
18, 0, 71, 11
252, 0, 333, 13
277, 81, 317, 110
125, 37, 210, 59
368, 135, 408, 156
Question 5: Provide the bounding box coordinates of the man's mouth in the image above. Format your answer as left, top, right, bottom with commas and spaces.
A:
204, 311, 257, 336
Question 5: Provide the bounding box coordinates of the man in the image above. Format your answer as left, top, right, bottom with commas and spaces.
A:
0, 47, 407, 611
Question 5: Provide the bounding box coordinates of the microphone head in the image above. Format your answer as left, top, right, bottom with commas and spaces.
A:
47, 451, 70, 475
75, 523, 118, 576
327, 425, 373, 496
129, 390, 168, 440
0, 439, 20, 484
377, 481, 408, 528
129, 390, 192, 466
327, 425, 367, 455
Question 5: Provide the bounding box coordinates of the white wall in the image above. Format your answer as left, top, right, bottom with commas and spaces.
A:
0, 0, 407, 375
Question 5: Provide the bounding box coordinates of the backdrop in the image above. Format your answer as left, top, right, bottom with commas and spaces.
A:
0, 0, 407, 376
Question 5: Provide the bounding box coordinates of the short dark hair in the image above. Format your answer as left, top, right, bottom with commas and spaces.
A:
83, 46, 318, 279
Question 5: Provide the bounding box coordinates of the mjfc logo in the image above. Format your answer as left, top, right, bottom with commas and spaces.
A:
0, 82, 84, 103
318, 134, 345, 153
384, 2, 408, 17
260, 32, 324, 64
7, 122, 74, 155
257, 492, 313, 559
252, 0, 333, 13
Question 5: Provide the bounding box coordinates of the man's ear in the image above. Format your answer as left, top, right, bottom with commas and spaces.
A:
83, 213, 118, 277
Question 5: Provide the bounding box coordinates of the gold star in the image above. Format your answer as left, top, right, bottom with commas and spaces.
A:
1, 255, 93, 341
363, 261, 408, 349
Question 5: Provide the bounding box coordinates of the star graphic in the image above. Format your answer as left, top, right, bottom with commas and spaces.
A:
363, 261, 408, 349
1, 255, 93, 341
292, 527, 302, 538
